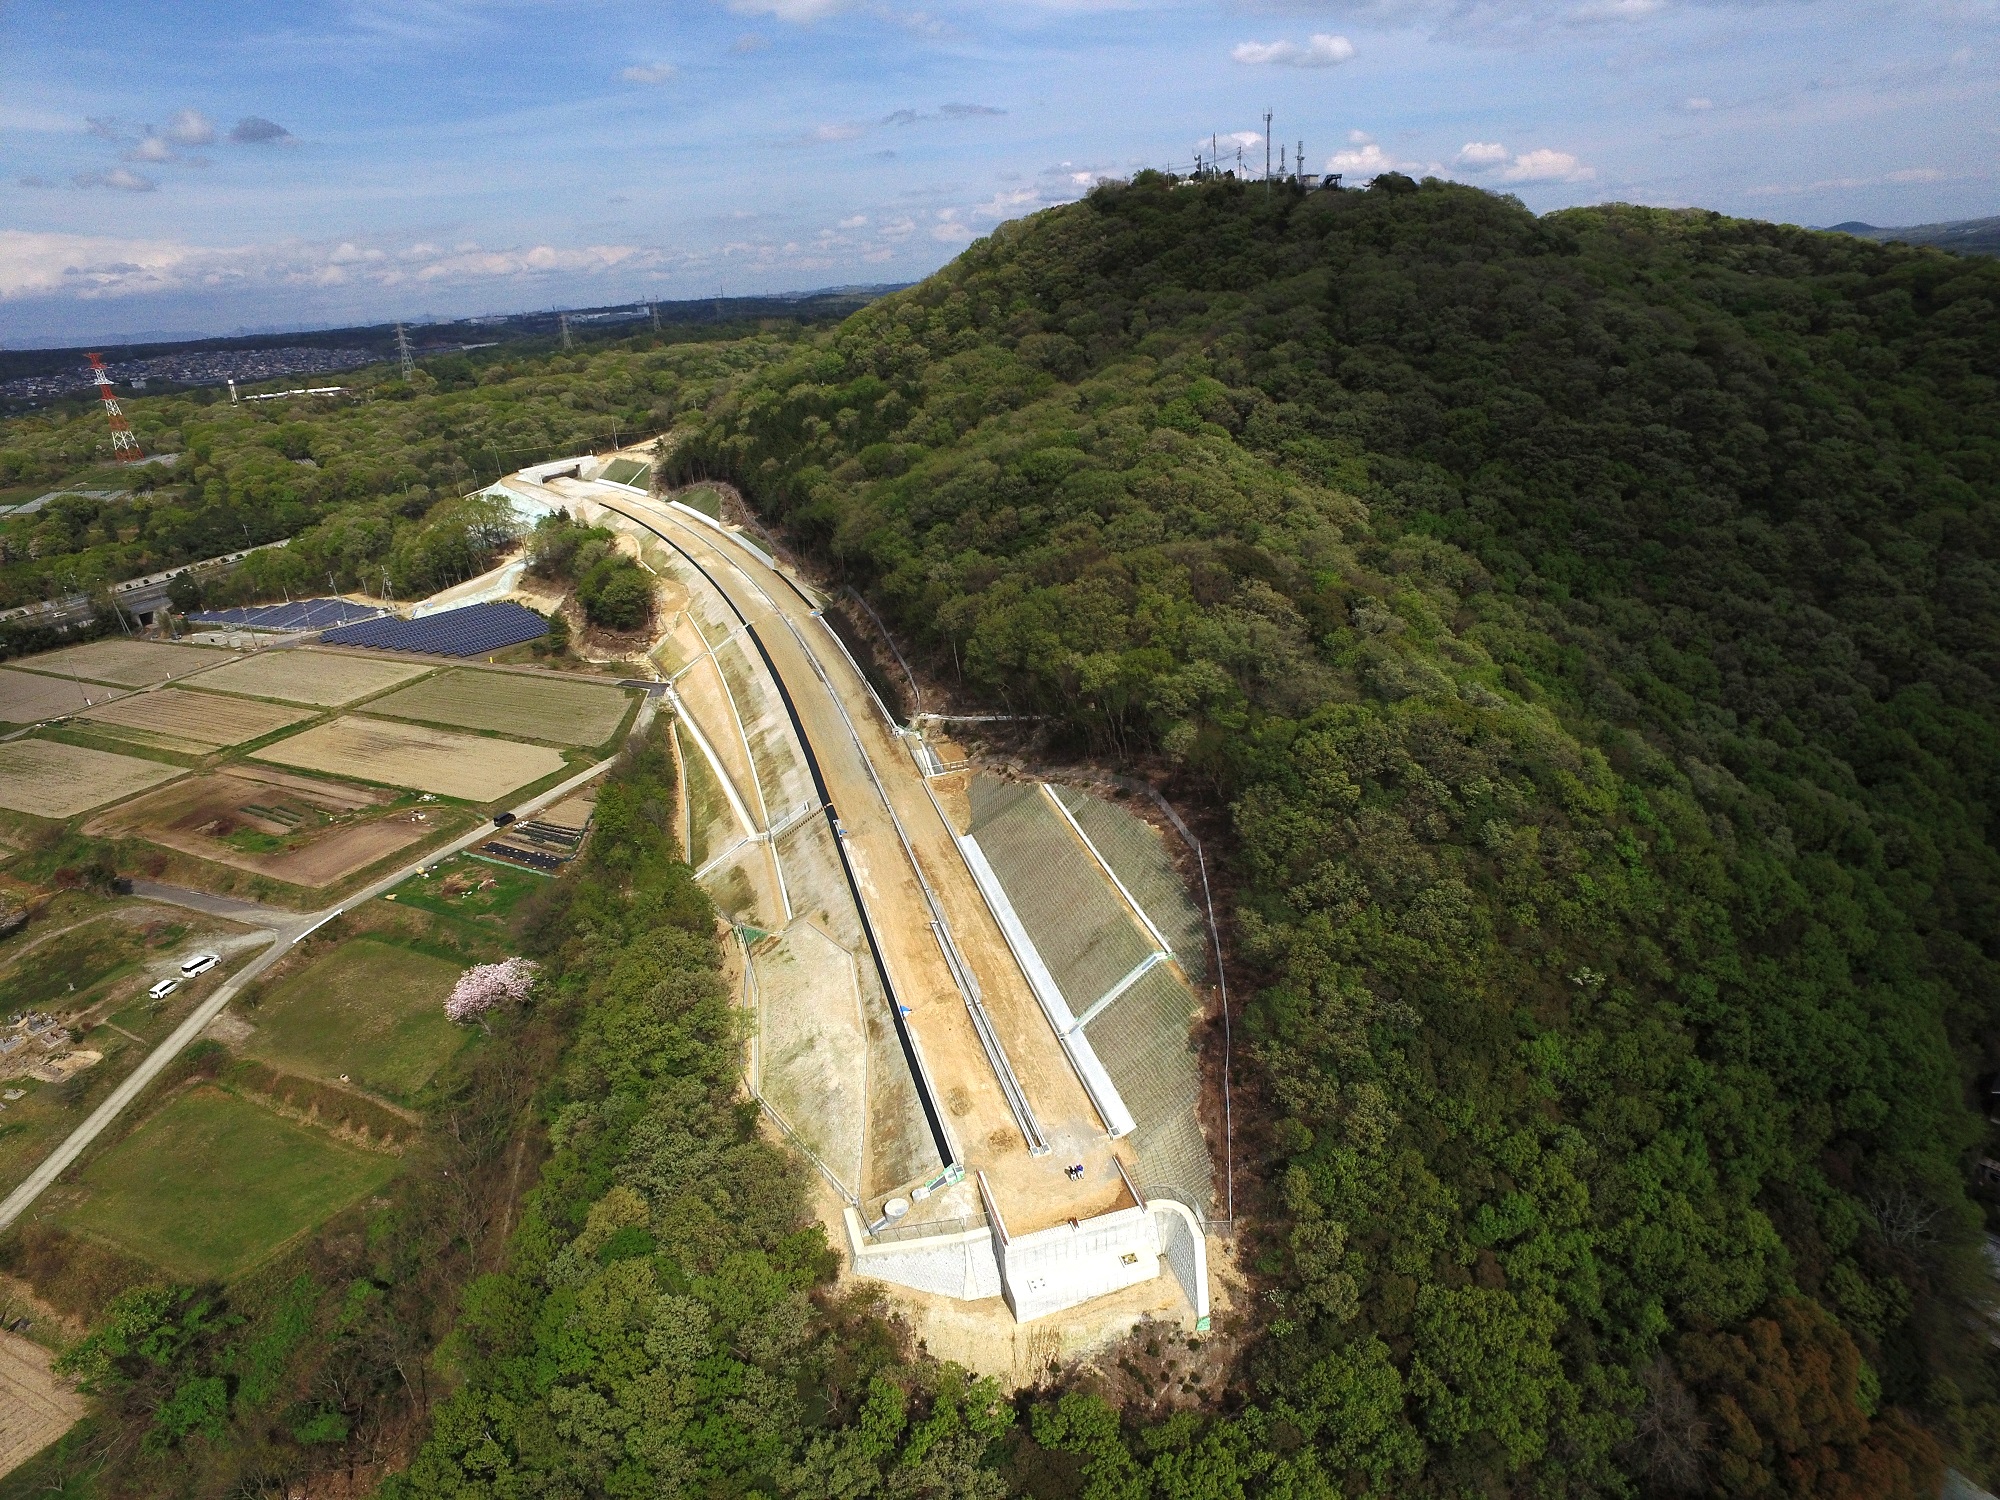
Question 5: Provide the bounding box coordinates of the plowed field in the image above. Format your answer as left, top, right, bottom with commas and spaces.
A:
362, 668, 630, 745
184, 649, 430, 706
82, 689, 311, 750
251, 717, 564, 801
0, 667, 120, 726
10, 639, 220, 688
0, 740, 184, 817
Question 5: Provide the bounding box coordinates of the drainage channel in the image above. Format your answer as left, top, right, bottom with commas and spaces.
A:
593, 493, 957, 1173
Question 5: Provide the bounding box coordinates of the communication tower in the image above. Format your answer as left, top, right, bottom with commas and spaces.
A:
558, 312, 574, 351
394, 322, 415, 381
1264, 111, 1273, 183
86, 353, 143, 462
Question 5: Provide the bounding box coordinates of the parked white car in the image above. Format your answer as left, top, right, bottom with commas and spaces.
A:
179, 953, 219, 978
148, 977, 178, 1000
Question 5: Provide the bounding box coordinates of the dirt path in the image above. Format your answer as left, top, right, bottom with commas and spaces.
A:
0, 1329, 84, 1480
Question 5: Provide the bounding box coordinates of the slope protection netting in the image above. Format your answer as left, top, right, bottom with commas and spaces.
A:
1051, 786, 1210, 982
969, 776, 1215, 1216
1083, 963, 1212, 1213
969, 779, 1153, 1013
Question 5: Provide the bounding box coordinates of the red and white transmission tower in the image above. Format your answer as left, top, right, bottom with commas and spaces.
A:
86, 352, 144, 462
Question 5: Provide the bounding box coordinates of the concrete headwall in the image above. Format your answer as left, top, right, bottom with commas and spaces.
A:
997, 1204, 1161, 1323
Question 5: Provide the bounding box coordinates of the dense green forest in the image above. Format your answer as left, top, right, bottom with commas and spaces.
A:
0, 329, 790, 632
662, 173, 2000, 1494
11, 174, 2000, 1498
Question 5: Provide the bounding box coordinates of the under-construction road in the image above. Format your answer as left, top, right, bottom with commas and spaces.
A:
578, 487, 1136, 1234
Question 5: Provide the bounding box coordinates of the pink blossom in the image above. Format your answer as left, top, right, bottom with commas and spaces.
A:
445, 957, 539, 1028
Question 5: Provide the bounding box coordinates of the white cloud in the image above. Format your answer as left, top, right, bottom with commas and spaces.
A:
620, 62, 677, 83
1326, 142, 1414, 176
732, 32, 769, 50
74, 167, 158, 192
127, 135, 177, 164
1348, 130, 1374, 144
1684, 96, 1714, 110
1570, 0, 1664, 19
0, 229, 666, 304
838, 214, 868, 228
729, 0, 847, 21
1501, 147, 1592, 181
1232, 33, 1355, 66
165, 109, 216, 146
809, 121, 869, 142
1449, 141, 1594, 182
932, 210, 974, 244
1887, 166, 1944, 181
972, 187, 1040, 218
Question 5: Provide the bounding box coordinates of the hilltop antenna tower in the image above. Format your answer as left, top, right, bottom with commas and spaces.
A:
394, 322, 415, 380
558, 312, 574, 351
86, 353, 143, 463
649, 300, 660, 332
1264, 111, 1273, 188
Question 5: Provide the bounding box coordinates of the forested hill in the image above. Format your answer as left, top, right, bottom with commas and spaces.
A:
668, 174, 2000, 1493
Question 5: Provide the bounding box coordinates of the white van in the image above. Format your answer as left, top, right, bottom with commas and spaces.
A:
148, 977, 178, 1000
179, 953, 219, 978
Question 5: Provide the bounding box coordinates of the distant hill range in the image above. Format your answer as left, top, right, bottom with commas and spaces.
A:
0, 285, 904, 405
1827, 215, 2000, 256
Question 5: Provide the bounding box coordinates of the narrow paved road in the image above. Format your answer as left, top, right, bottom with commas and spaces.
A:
0, 743, 636, 1237
126, 880, 298, 928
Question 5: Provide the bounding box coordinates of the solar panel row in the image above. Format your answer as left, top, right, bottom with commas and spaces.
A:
320, 601, 549, 657
188, 597, 389, 630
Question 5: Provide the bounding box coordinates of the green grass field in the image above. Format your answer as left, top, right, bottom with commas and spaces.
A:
360, 668, 632, 747
63, 1085, 398, 1280
0, 915, 189, 1014
385, 853, 545, 925
242, 938, 467, 1103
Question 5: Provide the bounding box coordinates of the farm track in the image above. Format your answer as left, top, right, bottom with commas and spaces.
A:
0, 730, 645, 1238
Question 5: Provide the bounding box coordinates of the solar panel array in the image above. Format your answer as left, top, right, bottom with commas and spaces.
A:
188, 597, 390, 631
320, 601, 549, 657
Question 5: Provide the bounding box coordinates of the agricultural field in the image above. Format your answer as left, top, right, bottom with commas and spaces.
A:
251, 717, 565, 801
182, 648, 430, 706
0, 1330, 84, 1483
0, 740, 183, 818
10, 639, 219, 689
0, 667, 123, 727
79, 688, 312, 753
88, 764, 449, 887
240, 937, 467, 1103
59, 1085, 398, 1280
361, 668, 632, 746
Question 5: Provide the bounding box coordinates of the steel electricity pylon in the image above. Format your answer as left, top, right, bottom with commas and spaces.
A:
86, 353, 143, 462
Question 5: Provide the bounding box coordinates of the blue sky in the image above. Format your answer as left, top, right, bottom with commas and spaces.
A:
1, 0, 1993, 344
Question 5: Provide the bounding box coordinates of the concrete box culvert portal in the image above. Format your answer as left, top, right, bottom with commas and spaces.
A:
841, 1171, 1211, 1329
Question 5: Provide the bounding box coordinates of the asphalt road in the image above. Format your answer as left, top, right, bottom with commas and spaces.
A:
0, 743, 634, 1237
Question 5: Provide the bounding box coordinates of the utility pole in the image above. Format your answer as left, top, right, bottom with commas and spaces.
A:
395, 322, 415, 381
1297, 141, 1304, 180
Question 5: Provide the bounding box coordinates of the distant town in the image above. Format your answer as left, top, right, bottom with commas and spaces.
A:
0, 345, 377, 405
